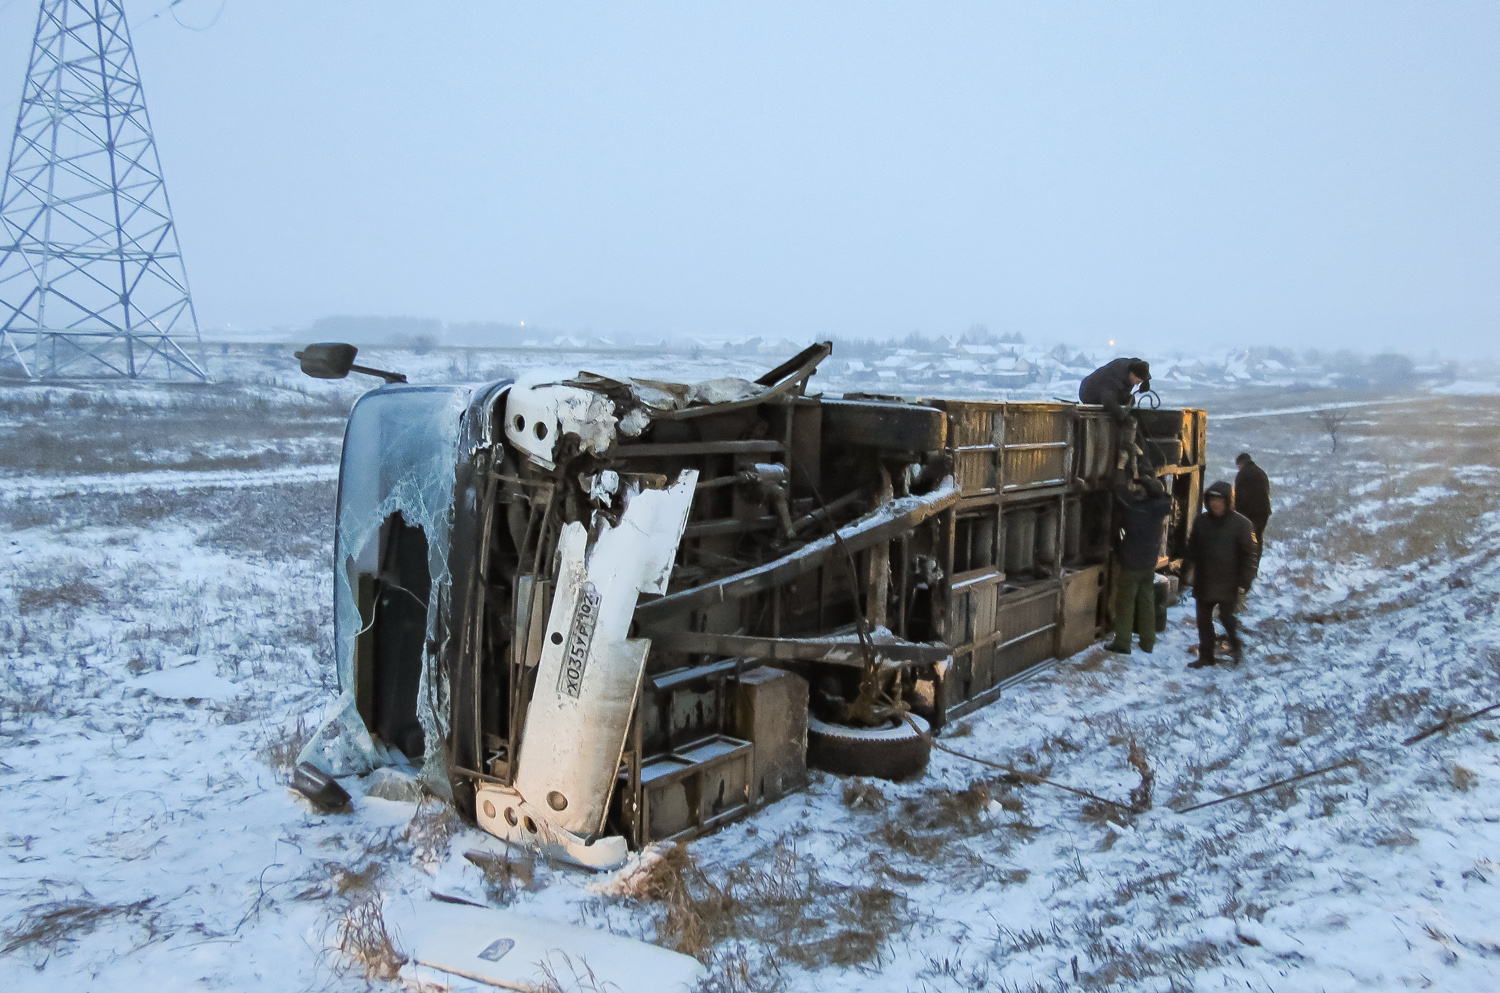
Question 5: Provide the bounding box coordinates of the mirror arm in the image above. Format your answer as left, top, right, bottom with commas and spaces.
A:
350, 363, 408, 384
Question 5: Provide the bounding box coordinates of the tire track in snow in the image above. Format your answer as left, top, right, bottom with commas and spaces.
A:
0, 463, 339, 500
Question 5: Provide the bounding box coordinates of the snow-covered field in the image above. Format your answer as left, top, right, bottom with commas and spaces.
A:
3, 346, 1499, 992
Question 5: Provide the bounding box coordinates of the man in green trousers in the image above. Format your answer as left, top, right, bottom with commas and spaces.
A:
1107, 471, 1173, 654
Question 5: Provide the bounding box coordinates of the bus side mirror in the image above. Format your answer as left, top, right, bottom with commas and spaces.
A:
295, 342, 358, 379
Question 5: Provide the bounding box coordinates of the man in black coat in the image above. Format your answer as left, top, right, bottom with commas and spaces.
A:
1185, 480, 1258, 668
1234, 453, 1272, 546
1080, 358, 1152, 476
1107, 471, 1174, 655
1079, 358, 1151, 422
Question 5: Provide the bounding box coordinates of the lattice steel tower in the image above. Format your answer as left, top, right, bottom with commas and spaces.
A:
0, 0, 207, 380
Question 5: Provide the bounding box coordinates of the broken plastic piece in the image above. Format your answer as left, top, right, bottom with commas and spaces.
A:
390, 898, 705, 992
291, 761, 352, 811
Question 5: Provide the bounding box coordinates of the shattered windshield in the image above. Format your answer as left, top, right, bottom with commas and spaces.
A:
323, 386, 473, 779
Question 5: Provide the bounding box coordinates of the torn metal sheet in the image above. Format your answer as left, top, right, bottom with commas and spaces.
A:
504, 370, 617, 470
477, 470, 697, 863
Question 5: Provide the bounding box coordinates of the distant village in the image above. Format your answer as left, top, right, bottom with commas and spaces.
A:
704, 327, 1463, 394
229, 315, 1479, 392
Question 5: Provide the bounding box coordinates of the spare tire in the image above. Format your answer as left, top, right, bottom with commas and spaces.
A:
807, 713, 931, 781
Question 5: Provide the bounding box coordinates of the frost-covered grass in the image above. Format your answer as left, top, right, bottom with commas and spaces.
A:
2, 362, 1499, 991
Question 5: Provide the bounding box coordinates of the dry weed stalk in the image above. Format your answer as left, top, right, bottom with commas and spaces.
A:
258, 715, 312, 773
633, 843, 719, 960
464, 847, 537, 904
1126, 738, 1155, 813
534, 950, 621, 992
406, 796, 464, 869
335, 889, 406, 981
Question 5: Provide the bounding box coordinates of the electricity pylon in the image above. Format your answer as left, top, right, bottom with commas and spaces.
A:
0, 0, 207, 380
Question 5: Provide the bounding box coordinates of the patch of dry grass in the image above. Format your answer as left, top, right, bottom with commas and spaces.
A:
406, 797, 465, 869
840, 777, 885, 810
0, 896, 161, 961
315, 858, 408, 981
16, 578, 107, 614
258, 715, 312, 773
464, 847, 537, 905
626, 838, 911, 969
698, 943, 783, 993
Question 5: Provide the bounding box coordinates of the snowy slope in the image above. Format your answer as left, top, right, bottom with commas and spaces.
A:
3, 355, 1499, 992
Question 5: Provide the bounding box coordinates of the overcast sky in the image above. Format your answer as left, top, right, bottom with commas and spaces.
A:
0, 1, 1496, 356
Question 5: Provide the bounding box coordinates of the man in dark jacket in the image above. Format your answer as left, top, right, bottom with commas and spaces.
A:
1079, 358, 1151, 422
1185, 480, 1258, 668
1233, 453, 1272, 546
1080, 358, 1152, 476
1107, 471, 1174, 654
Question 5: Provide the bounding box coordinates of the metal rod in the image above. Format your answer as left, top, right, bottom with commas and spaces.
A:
1176, 759, 1360, 813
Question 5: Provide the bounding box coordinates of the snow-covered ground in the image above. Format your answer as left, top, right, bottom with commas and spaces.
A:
3, 347, 1499, 992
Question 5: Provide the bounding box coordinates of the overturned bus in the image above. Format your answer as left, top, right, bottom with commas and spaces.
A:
294, 342, 1207, 868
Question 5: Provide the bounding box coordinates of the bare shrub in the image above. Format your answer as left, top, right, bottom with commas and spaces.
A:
1314, 409, 1351, 454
